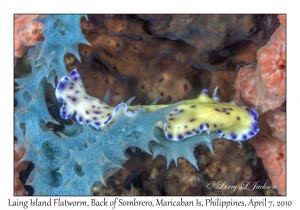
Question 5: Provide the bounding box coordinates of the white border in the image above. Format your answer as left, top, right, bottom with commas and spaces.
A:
2, 0, 298, 208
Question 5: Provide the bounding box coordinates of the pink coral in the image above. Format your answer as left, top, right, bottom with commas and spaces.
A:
258, 108, 285, 193
250, 131, 286, 195
234, 15, 286, 195
277, 14, 286, 27
14, 15, 44, 58
265, 107, 286, 142
250, 107, 286, 195
14, 141, 29, 195
234, 16, 286, 114
234, 65, 257, 109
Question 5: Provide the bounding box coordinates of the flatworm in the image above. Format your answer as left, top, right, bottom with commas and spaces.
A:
55, 69, 127, 131
55, 69, 259, 141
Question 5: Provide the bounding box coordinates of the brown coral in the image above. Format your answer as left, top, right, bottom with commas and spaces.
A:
68, 16, 215, 104
67, 15, 278, 106
138, 14, 279, 71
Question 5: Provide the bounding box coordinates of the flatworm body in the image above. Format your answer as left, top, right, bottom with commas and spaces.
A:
55, 69, 259, 141
55, 69, 134, 131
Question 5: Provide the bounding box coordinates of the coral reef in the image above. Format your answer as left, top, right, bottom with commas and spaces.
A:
14, 14, 282, 196
234, 15, 286, 195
